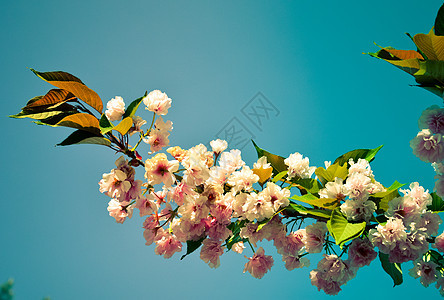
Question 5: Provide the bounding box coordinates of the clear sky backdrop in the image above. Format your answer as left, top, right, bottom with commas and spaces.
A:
2, 1, 444, 299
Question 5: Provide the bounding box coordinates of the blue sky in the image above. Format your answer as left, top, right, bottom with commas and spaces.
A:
2, 0, 444, 299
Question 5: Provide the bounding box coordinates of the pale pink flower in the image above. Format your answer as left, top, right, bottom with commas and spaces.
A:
385, 196, 421, 226
347, 238, 377, 267
143, 227, 164, 246
227, 166, 259, 192
310, 270, 341, 295
418, 105, 444, 134
409, 260, 438, 287
345, 172, 371, 200
253, 156, 272, 170
261, 216, 286, 241
243, 247, 274, 279
99, 169, 132, 200
387, 230, 428, 263
206, 217, 232, 241
400, 182, 432, 210
210, 139, 228, 155
168, 182, 194, 206
319, 177, 349, 200
105, 96, 125, 122
143, 90, 172, 115
340, 199, 376, 222
276, 229, 306, 256
305, 222, 327, 253
240, 222, 265, 247
242, 192, 274, 222
178, 195, 210, 224
135, 194, 158, 217
107, 199, 133, 223
416, 211, 442, 236
261, 182, 291, 211
218, 149, 245, 173
231, 192, 248, 218
410, 129, 444, 163
128, 116, 146, 136
182, 152, 211, 186
284, 152, 316, 180
200, 239, 225, 268
144, 153, 179, 187
282, 255, 310, 271
434, 231, 444, 253
144, 130, 170, 153
154, 232, 182, 258
369, 217, 407, 253
348, 158, 373, 178
435, 175, 444, 199
232, 241, 246, 254
171, 218, 206, 242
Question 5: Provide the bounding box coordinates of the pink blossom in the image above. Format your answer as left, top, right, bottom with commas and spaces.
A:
276, 230, 306, 256
200, 239, 225, 268
144, 153, 179, 187
243, 247, 274, 279
416, 211, 442, 236
154, 233, 182, 258
434, 231, 444, 253
107, 199, 133, 223
232, 241, 246, 254
105, 96, 125, 122
309, 270, 341, 296
400, 182, 432, 210
418, 105, 444, 134
143, 227, 164, 246
99, 169, 132, 201
344, 172, 371, 200
284, 152, 316, 179
240, 222, 265, 247
409, 260, 438, 287
143, 90, 172, 115
210, 139, 228, 155
282, 255, 310, 271
135, 194, 158, 217
305, 222, 327, 253
206, 217, 232, 241
178, 195, 210, 224
347, 238, 377, 267
369, 217, 407, 253
410, 129, 444, 163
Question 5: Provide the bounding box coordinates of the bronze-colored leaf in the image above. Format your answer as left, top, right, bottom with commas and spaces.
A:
384, 49, 424, 60
30, 69, 103, 113
25, 89, 75, 110
56, 113, 100, 134
113, 117, 133, 135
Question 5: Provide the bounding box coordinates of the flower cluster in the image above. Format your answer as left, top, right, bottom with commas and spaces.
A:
95, 90, 444, 296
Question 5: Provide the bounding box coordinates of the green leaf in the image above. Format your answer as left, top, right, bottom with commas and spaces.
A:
30, 69, 103, 113
370, 181, 405, 213
113, 117, 133, 135
290, 178, 323, 194
57, 130, 111, 146
252, 140, 287, 175
122, 94, 145, 119
424, 250, 444, 266
99, 114, 114, 135
290, 193, 339, 209
333, 145, 383, 167
9, 110, 66, 120
428, 192, 444, 212
272, 170, 288, 183
180, 237, 205, 260
285, 202, 332, 220
414, 60, 444, 86
315, 162, 348, 185
435, 4, 444, 36
0, 278, 14, 300
379, 252, 403, 287
327, 208, 365, 247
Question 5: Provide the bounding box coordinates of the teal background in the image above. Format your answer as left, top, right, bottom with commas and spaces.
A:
1, 0, 444, 299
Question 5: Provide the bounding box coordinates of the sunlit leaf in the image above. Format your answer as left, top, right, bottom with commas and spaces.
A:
290, 193, 339, 209
99, 114, 114, 135
414, 28, 444, 61
315, 162, 348, 185
30, 69, 103, 113
122, 94, 146, 119
56, 113, 101, 134
414, 60, 444, 86
113, 117, 133, 135
327, 208, 365, 247
252, 140, 287, 175
285, 202, 332, 220
333, 145, 383, 167
290, 178, 323, 194
57, 130, 111, 147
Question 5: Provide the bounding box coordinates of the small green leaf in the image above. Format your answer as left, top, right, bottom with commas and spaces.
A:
290, 193, 339, 209
113, 117, 133, 135
291, 178, 323, 194
333, 145, 383, 167
252, 140, 287, 175
370, 181, 405, 213
99, 114, 114, 135
428, 192, 444, 212
9, 110, 66, 120
285, 202, 332, 220
379, 252, 403, 287
414, 60, 444, 86
122, 94, 145, 119
57, 130, 111, 146
315, 162, 348, 185
272, 170, 288, 183
180, 237, 205, 260
327, 208, 365, 247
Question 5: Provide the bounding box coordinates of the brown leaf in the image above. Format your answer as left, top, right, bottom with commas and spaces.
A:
30, 69, 103, 113
25, 89, 75, 109
56, 113, 101, 134
384, 49, 424, 60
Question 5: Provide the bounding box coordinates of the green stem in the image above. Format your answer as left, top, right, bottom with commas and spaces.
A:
131, 113, 156, 151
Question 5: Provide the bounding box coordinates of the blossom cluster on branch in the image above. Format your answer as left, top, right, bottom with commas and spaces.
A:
12, 66, 444, 295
